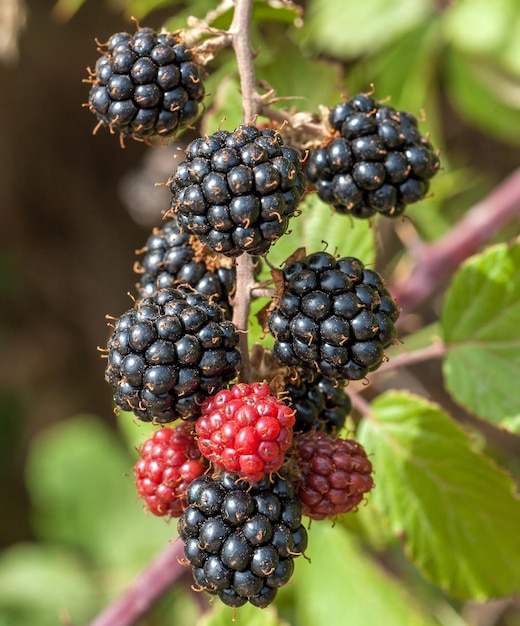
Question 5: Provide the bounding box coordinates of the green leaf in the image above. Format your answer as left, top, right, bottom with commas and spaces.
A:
357, 391, 520, 599
0, 543, 99, 626
442, 0, 515, 58
25, 415, 176, 569
302, 0, 432, 59
292, 523, 441, 626
444, 49, 520, 145
267, 194, 376, 269
442, 238, 520, 433
200, 71, 245, 135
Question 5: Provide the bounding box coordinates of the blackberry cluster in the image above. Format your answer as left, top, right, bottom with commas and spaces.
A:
104, 287, 241, 422
134, 422, 207, 516
268, 251, 399, 380
178, 472, 308, 608
285, 369, 351, 434
168, 125, 306, 256
295, 431, 374, 520
87, 27, 205, 140
135, 216, 236, 318
305, 93, 440, 218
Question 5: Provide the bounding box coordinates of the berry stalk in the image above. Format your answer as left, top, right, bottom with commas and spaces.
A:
391, 166, 520, 318
229, 0, 262, 384
87, 541, 186, 626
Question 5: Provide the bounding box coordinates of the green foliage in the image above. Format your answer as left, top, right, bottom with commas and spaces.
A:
358, 392, 520, 599
291, 522, 443, 626
442, 238, 520, 433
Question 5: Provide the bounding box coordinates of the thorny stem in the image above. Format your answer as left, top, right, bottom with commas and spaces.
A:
391, 166, 520, 319
87, 541, 186, 626
230, 0, 262, 383
371, 340, 446, 376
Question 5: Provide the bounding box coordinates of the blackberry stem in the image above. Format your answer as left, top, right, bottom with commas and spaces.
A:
391, 166, 520, 320
87, 541, 186, 626
230, 0, 262, 383
372, 339, 446, 376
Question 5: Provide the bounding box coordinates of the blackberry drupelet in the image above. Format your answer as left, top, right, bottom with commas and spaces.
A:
104, 286, 241, 422
305, 92, 440, 218
177, 472, 307, 608
135, 216, 236, 318
134, 422, 208, 517
295, 430, 374, 520
167, 125, 306, 256
195, 382, 296, 483
285, 369, 351, 434
267, 251, 399, 380
86, 27, 205, 140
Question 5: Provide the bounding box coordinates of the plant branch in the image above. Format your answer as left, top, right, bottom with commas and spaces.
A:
229, 0, 260, 123
232, 253, 256, 382
391, 167, 520, 318
88, 541, 187, 626
229, 0, 262, 383
372, 339, 446, 376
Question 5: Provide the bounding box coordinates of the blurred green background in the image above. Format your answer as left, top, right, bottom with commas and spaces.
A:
1, 0, 519, 624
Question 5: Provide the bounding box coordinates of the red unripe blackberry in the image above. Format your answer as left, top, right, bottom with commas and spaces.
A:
195, 382, 296, 482
134, 422, 208, 517
268, 251, 399, 380
305, 92, 440, 218
135, 216, 236, 318
168, 125, 306, 257
104, 286, 241, 423
295, 431, 374, 520
86, 27, 205, 140
177, 472, 307, 607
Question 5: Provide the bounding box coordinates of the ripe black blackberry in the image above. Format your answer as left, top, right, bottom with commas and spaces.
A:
267, 251, 399, 380
284, 369, 351, 434
135, 216, 236, 318
86, 27, 205, 140
305, 92, 440, 218
167, 125, 306, 257
104, 286, 240, 422
177, 472, 307, 608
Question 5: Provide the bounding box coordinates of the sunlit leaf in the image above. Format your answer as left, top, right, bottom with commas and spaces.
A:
358, 391, 520, 599
442, 238, 520, 433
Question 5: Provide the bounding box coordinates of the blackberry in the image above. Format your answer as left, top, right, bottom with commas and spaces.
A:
135, 216, 236, 318
295, 431, 374, 520
195, 382, 296, 483
267, 251, 399, 380
305, 92, 440, 218
104, 286, 240, 422
86, 27, 205, 140
168, 125, 306, 256
178, 472, 307, 608
134, 422, 207, 516
285, 369, 351, 434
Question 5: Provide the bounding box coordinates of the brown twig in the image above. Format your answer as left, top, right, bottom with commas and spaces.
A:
229, 0, 262, 383
391, 167, 520, 318
87, 541, 186, 626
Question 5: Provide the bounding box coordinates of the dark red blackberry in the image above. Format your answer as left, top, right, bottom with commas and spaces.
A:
177, 472, 307, 608
305, 92, 440, 218
295, 431, 374, 520
285, 369, 351, 434
104, 286, 240, 422
135, 216, 236, 318
134, 422, 208, 516
267, 251, 399, 380
86, 27, 205, 140
195, 382, 295, 483
167, 125, 306, 257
